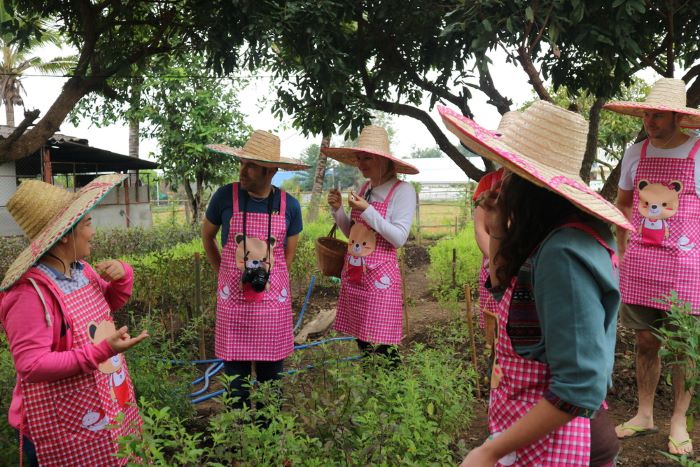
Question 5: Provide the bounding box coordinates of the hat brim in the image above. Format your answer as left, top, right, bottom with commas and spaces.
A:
320, 147, 419, 175
603, 102, 700, 128
206, 144, 309, 171
1, 174, 128, 291
438, 105, 634, 232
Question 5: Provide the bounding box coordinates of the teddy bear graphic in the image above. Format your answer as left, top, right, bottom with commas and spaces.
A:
636, 179, 682, 246
234, 233, 276, 301
345, 222, 376, 285
87, 319, 131, 408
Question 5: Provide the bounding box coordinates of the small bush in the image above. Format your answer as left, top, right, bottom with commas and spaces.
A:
0, 334, 18, 462
427, 224, 482, 302
90, 224, 200, 261
116, 322, 477, 465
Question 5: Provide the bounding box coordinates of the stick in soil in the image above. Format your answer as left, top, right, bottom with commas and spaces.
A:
464, 283, 481, 398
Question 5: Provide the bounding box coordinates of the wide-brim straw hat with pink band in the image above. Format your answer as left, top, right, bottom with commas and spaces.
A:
1, 174, 127, 291
438, 101, 634, 231
320, 125, 419, 175
604, 78, 700, 128
206, 130, 309, 171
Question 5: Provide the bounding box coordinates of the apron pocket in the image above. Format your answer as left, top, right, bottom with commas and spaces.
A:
55, 384, 112, 440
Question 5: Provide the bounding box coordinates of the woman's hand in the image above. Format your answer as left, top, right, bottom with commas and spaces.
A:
328, 188, 343, 210
94, 260, 125, 282
106, 326, 149, 353
348, 191, 369, 212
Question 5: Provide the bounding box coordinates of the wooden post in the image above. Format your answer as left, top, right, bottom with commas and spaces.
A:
451, 248, 457, 288
464, 283, 481, 398
194, 253, 206, 359
415, 190, 421, 245
454, 215, 459, 236
41, 146, 52, 184
123, 178, 131, 228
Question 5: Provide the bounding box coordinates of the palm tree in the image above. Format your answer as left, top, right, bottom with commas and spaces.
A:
1, 20, 75, 126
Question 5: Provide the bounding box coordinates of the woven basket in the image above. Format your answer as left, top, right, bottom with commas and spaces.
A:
315, 224, 347, 278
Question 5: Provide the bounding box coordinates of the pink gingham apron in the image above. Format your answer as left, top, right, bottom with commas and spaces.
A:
21, 271, 141, 466
478, 258, 499, 328
335, 181, 404, 344
488, 223, 617, 466
620, 139, 700, 313
215, 184, 294, 361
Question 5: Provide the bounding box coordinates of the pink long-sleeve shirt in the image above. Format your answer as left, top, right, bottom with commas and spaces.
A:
0, 261, 133, 430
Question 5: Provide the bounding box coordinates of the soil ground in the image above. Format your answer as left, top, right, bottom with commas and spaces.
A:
194, 240, 698, 465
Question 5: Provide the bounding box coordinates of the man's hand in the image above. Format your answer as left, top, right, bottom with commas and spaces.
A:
94, 260, 126, 282
328, 189, 342, 210
106, 326, 149, 353
348, 191, 370, 212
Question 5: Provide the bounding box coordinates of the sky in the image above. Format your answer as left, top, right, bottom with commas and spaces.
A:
15, 46, 537, 165
14, 45, 665, 173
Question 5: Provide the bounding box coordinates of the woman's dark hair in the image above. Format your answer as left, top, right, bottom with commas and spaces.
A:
494, 173, 596, 284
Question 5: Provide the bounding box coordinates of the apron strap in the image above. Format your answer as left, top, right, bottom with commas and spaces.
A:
383, 180, 403, 206
232, 182, 240, 214
686, 138, 700, 161
279, 188, 287, 214
358, 181, 371, 198
27, 278, 52, 328
640, 139, 650, 160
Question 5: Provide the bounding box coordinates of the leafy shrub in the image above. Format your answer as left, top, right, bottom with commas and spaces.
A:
427, 223, 482, 302
0, 334, 18, 462
0, 236, 27, 278
116, 323, 477, 465
90, 224, 200, 261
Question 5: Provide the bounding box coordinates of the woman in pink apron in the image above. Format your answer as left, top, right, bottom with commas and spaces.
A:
439, 102, 634, 466
0, 176, 147, 466
324, 125, 419, 362
204, 131, 308, 411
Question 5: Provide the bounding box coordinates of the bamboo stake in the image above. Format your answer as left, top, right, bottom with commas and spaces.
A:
465, 283, 481, 398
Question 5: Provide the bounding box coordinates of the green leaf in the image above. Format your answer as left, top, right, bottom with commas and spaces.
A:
525, 6, 534, 22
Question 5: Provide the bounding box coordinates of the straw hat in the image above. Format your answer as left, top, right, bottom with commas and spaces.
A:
320, 125, 419, 174
438, 101, 634, 231
1, 174, 127, 291
207, 130, 309, 171
604, 78, 700, 128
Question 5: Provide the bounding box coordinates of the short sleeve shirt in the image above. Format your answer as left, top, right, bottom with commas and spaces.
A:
618, 135, 700, 196
205, 184, 303, 247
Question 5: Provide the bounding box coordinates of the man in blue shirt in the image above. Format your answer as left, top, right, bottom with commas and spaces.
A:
202, 131, 308, 413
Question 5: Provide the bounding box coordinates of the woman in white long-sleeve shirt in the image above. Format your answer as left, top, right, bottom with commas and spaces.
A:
323, 125, 419, 362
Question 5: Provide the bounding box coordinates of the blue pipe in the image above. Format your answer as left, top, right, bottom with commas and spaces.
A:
293, 336, 356, 350
189, 361, 224, 397
294, 275, 317, 332
189, 354, 364, 404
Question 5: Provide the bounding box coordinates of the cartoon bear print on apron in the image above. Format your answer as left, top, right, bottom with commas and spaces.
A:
621, 138, 700, 313
215, 184, 294, 361
487, 223, 617, 466
21, 268, 141, 466
335, 181, 404, 344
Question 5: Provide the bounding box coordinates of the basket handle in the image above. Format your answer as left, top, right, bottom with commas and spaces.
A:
327, 223, 338, 238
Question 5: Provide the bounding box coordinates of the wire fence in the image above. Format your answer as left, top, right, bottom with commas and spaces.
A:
153, 186, 475, 239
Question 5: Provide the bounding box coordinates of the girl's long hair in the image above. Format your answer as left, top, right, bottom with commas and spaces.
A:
494, 173, 596, 284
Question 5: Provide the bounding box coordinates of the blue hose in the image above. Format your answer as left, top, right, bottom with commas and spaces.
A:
294, 275, 317, 332
189, 361, 224, 397
293, 336, 356, 350
189, 354, 363, 404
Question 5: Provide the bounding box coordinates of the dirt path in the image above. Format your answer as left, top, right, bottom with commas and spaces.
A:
397, 242, 699, 466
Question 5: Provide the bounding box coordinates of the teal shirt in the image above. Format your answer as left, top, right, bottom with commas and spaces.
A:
492, 221, 620, 416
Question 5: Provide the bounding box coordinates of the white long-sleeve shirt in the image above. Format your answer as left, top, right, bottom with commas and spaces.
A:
332, 177, 417, 248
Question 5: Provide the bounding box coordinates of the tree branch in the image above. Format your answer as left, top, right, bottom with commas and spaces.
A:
368, 97, 485, 180
516, 46, 552, 101
475, 53, 512, 115
580, 97, 605, 183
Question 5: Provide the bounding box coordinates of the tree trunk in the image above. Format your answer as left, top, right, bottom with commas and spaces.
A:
580, 97, 605, 184
0, 76, 100, 162
599, 162, 621, 202
128, 119, 139, 158
306, 134, 331, 222
183, 179, 198, 225
4, 99, 14, 126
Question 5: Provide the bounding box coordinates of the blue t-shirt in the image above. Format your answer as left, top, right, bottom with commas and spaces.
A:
205, 184, 302, 247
